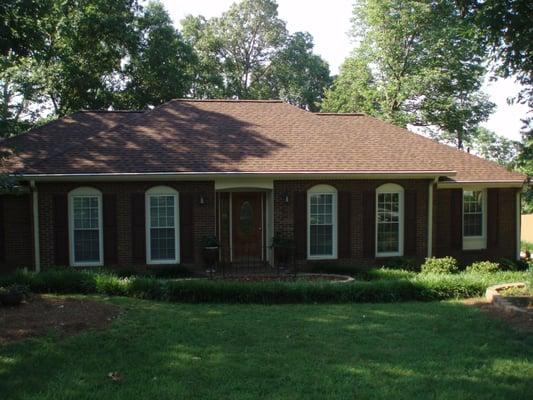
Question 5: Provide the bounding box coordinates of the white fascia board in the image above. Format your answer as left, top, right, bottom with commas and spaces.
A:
17, 170, 456, 182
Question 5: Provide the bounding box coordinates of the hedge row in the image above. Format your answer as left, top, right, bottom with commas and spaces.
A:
1, 268, 530, 304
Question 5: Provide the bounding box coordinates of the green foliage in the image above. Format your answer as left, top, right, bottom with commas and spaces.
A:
120, 2, 195, 108
498, 257, 530, 272
181, 0, 331, 110
466, 261, 500, 273
382, 257, 419, 272
209, 0, 287, 98
420, 257, 459, 274
467, 127, 519, 167
253, 32, 332, 111
322, 0, 493, 149
1, 267, 530, 304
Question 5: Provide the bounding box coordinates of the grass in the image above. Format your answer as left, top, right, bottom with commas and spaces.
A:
1, 296, 532, 399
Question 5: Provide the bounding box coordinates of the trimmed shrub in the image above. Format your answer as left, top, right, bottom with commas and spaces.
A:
382, 257, 419, 272
466, 261, 500, 273
498, 258, 531, 271
1, 268, 530, 304
420, 257, 459, 274
365, 268, 416, 281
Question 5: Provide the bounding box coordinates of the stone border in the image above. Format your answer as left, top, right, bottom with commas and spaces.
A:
298, 273, 355, 283
485, 282, 529, 314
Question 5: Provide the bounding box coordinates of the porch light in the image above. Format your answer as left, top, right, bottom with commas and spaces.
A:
199, 194, 206, 205
284, 193, 289, 204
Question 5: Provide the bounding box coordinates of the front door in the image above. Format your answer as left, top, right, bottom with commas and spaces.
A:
232, 192, 263, 261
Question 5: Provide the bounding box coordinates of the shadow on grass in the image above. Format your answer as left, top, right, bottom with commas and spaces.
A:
0, 299, 532, 400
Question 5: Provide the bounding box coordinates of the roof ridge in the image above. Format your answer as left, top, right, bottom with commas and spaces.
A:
168, 98, 283, 103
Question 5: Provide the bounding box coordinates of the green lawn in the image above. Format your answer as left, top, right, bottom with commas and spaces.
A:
1, 297, 532, 400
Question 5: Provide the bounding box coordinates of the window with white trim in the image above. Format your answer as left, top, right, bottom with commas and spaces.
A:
146, 186, 180, 264
463, 189, 486, 250
307, 185, 337, 259
376, 183, 404, 257
69, 187, 103, 266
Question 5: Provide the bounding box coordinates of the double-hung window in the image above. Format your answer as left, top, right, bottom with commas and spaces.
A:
146, 186, 180, 264
463, 189, 486, 249
307, 185, 337, 259
376, 184, 404, 257
69, 187, 103, 266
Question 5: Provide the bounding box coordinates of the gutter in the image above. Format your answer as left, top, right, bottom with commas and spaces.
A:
17, 170, 457, 182
437, 180, 526, 189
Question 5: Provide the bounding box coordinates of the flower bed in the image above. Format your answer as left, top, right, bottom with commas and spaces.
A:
486, 282, 533, 312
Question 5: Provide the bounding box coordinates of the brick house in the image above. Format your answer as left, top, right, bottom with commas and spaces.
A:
0, 99, 526, 272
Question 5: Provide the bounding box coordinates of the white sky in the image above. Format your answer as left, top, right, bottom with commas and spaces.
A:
162, 0, 529, 141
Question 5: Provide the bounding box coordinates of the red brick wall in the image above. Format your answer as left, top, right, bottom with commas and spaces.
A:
0, 180, 519, 272
0, 193, 34, 272
434, 187, 518, 264
37, 181, 215, 269
273, 179, 431, 268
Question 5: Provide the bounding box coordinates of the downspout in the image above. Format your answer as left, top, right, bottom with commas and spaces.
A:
516, 189, 521, 260
427, 177, 437, 258
30, 180, 40, 272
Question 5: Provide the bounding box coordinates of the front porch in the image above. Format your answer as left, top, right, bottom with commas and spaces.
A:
214, 187, 283, 275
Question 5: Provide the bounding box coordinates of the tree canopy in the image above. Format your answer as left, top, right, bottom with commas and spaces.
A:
0, 0, 332, 137
322, 0, 494, 149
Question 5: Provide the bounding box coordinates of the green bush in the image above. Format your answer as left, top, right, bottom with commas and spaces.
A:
498, 258, 530, 271
421, 257, 459, 274
1, 268, 530, 304
466, 261, 500, 273
382, 257, 419, 271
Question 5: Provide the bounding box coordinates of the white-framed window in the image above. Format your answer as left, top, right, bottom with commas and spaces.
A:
463, 189, 486, 250
307, 184, 337, 259
376, 183, 404, 257
146, 186, 180, 264
68, 187, 103, 267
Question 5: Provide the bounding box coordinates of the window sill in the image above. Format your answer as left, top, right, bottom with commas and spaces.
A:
307, 255, 337, 261
147, 259, 180, 265
375, 252, 403, 258
463, 237, 486, 251
71, 262, 103, 267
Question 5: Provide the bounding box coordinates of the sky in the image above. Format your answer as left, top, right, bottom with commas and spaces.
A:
161, 0, 529, 141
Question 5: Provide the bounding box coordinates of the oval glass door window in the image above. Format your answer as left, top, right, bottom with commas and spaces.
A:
240, 201, 253, 235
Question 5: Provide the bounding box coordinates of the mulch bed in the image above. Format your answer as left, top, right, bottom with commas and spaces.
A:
463, 298, 533, 333
0, 295, 120, 344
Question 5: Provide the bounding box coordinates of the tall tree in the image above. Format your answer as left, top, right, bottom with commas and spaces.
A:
322, 0, 494, 149
253, 32, 331, 111
211, 0, 287, 98
181, 15, 225, 98
0, 0, 139, 137
121, 2, 195, 108
458, 1, 533, 209
466, 127, 518, 167
39, 0, 139, 115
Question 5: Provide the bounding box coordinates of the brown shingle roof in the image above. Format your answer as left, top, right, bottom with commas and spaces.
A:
0, 110, 143, 174
0, 100, 525, 183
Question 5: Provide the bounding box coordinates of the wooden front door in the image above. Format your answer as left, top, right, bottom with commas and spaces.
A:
231, 192, 263, 261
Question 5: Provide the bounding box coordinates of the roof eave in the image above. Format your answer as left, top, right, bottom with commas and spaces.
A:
17, 170, 457, 182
